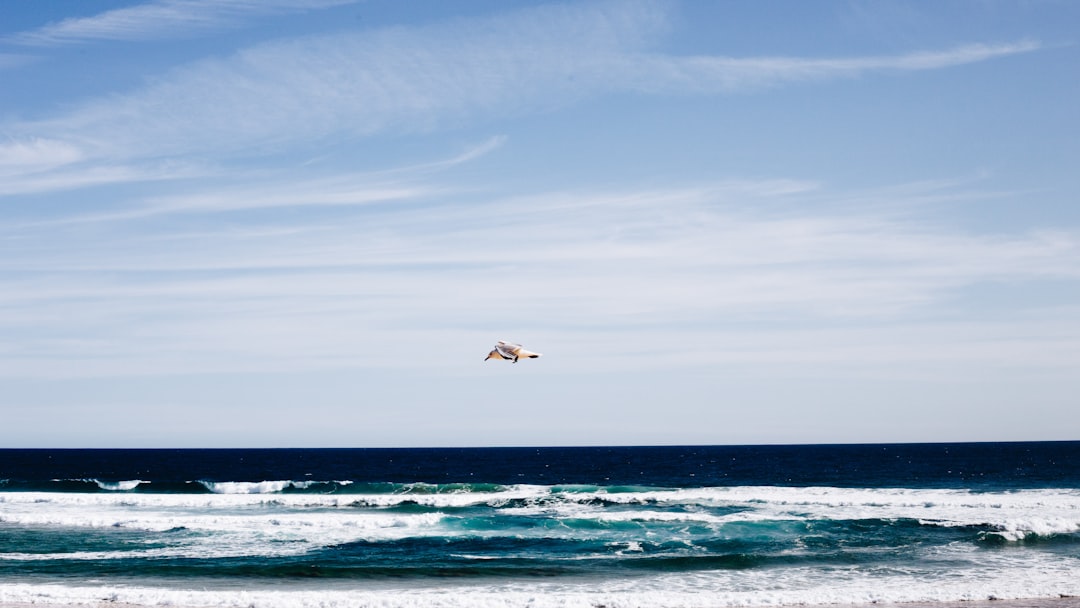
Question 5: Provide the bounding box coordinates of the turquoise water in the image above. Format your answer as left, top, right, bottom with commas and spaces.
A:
1, 444, 1078, 607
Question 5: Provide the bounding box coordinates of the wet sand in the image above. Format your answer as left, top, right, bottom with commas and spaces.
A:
871, 599, 1080, 608
2, 597, 1079, 608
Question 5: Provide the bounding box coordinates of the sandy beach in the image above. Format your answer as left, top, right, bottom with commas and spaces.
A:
3, 597, 1080, 608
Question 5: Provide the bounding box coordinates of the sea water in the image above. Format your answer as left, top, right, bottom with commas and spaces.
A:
1, 443, 1078, 608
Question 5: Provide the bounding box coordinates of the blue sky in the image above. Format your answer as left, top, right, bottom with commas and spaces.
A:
2, 0, 1078, 448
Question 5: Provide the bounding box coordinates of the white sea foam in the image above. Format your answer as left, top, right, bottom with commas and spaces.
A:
573, 486, 1080, 538
0, 485, 547, 510
591, 509, 729, 524
1, 485, 1077, 549
497, 485, 1080, 539
191, 480, 356, 493
2, 484, 1079, 608
0, 505, 445, 535
202, 480, 296, 494
2, 558, 1080, 608
94, 479, 148, 491
0, 490, 450, 558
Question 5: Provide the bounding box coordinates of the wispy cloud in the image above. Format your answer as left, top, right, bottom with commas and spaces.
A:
4, 2, 1041, 171
0, 159, 210, 198
0, 3, 1068, 385
3, 137, 501, 224
3, 176, 1078, 378
627, 41, 1042, 93
7, 0, 358, 46
0, 138, 83, 169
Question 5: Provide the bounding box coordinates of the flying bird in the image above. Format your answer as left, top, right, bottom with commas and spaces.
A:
485, 340, 542, 363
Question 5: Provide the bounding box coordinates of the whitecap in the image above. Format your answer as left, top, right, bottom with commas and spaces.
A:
95, 479, 148, 491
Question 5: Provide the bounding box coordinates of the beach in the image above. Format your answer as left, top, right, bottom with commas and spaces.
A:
2, 596, 1080, 608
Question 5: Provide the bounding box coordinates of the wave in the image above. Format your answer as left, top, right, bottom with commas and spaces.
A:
3, 483, 1078, 511
0, 478, 154, 492
2, 485, 1078, 543
2, 573, 1080, 608
6, 477, 1073, 509
95, 479, 149, 491
0, 478, 517, 495
197, 480, 509, 494
200, 480, 345, 494
2, 485, 1079, 608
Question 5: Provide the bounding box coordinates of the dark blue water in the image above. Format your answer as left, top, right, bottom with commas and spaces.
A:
3, 441, 1078, 490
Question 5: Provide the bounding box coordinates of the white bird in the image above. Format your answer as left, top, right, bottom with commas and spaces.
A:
485, 340, 542, 363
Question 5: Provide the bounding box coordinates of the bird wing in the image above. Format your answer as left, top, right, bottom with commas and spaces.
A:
496, 342, 522, 356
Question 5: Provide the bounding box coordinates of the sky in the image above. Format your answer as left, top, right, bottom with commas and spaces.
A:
1, 0, 1078, 448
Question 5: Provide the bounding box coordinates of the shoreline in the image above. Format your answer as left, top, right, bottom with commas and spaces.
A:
872, 600, 1080, 608
3, 596, 1080, 608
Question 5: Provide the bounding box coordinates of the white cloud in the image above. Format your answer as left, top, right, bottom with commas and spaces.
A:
7, 0, 358, 46
0, 161, 208, 197
3, 177, 1078, 378
0, 4, 1068, 388
3, 137, 500, 221
8, 2, 1041, 165
626, 41, 1042, 93
0, 138, 83, 169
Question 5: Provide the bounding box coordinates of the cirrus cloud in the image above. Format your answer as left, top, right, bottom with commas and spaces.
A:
6, 0, 359, 46
5, 2, 1042, 172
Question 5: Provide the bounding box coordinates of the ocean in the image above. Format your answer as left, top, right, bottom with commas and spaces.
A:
1, 443, 1078, 608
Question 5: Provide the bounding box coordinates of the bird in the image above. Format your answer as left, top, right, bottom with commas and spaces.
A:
485, 340, 542, 363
